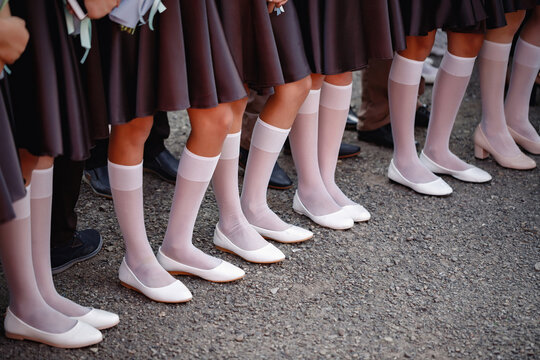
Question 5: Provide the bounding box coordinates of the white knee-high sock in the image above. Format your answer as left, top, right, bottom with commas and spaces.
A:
212, 132, 269, 251
389, 54, 438, 183
30, 166, 90, 317
0, 189, 75, 333
423, 51, 476, 171
241, 118, 291, 231
161, 148, 221, 270
289, 89, 342, 216
479, 40, 522, 156
108, 161, 174, 287
505, 37, 540, 144
318, 82, 359, 207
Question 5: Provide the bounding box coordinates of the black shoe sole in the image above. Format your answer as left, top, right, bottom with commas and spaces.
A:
268, 183, 294, 190
51, 235, 103, 275
143, 167, 176, 185
82, 175, 113, 199
338, 150, 361, 159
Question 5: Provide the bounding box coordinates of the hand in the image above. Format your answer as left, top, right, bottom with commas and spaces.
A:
0, 16, 29, 67
84, 0, 120, 19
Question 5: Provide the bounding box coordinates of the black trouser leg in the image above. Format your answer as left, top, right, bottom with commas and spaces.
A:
51, 156, 84, 247
144, 111, 170, 161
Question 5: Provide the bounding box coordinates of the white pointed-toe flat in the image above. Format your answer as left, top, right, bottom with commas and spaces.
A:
118, 258, 192, 303
420, 151, 492, 183
388, 159, 453, 196
250, 223, 313, 243
213, 225, 285, 264
342, 204, 371, 222
157, 248, 245, 283
292, 191, 354, 230
71, 309, 119, 330
4, 308, 103, 348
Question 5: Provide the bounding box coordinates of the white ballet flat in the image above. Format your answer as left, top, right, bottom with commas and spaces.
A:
342, 204, 371, 222
71, 309, 119, 330
213, 225, 285, 264
388, 159, 453, 196
292, 191, 354, 230
4, 307, 102, 348
419, 151, 492, 183
157, 248, 245, 283
250, 224, 313, 243
118, 258, 192, 303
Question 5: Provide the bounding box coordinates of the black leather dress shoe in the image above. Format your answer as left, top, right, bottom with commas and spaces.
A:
83, 166, 112, 199
338, 143, 361, 159
143, 149, 179, 184
357, 123, 394, 148
239, 147, 293, 190
415, 105, 430, 128
346, 107, 359, 130
51, 229, 103, 274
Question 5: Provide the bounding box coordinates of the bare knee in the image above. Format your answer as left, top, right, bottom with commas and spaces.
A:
399, 32, 436, 61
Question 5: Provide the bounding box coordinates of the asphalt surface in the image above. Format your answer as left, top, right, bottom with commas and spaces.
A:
0, 69, 539, 359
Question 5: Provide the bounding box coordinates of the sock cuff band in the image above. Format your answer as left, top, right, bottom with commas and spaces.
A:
220, 132, 241, 160
320, 82, 352, 110
389, 53, 424, 85
30, 167, 53, 199
108, 160, 143, 191
12, 188, 30, 219
440, 51, 476, 77
479, 40, 512, 62
251, 117, 290, 153
514, 37, 540, 68
298, 89, 321, 114
177, 147, 219, 182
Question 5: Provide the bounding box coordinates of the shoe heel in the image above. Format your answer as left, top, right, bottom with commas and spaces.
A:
5, 332, 25, 341
474, 145, 489, 159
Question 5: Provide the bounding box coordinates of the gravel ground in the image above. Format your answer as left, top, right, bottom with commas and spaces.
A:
0, 68, 539, 359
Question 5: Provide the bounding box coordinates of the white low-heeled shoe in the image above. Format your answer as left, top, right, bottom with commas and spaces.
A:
4, 308, 102, 348
420, 151, 492, 183
292, 191, 354, 230
157, 248, 245, 283
118, 258, 192, 303
250, 224, 313, 243
71, 309, 119, 330
342, 204, 371, 222
213, 226, 285, 264
387, 159, 453, 196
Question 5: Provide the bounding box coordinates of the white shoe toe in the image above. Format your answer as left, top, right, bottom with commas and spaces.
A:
213, 226, 285, 263
250, 224, 313, 243
118, 258, 192, 303
342, 204, 371, 222
157, 248, 245, 282
71, 309, 119, 330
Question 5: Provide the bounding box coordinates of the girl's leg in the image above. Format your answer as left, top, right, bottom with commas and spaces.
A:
160, 103, 233, 269
241, 76, 311, 231
505, 7, 540, 153
0, 153, 76, 333
30, 156, 118, 328
478, 11, 530, 158
423, 31, 491, 178
212, 97, 278, 251
108, 117, 176, 287
390, 32, 439, 183
289, 74, 342, 217
318, 72, 370, 220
